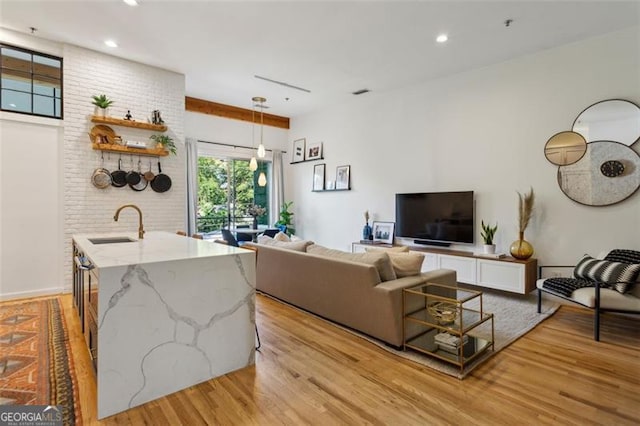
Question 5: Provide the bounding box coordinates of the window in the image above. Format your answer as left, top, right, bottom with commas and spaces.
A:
1, 44, 63, 119
197, 156, 270, 235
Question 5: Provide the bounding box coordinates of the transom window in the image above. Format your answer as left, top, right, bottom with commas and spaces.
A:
0, 44, 63, 119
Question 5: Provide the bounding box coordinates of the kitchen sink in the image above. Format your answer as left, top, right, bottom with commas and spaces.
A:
88, 237, 137, 244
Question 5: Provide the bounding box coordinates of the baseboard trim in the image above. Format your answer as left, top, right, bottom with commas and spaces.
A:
0, 287, 65, 302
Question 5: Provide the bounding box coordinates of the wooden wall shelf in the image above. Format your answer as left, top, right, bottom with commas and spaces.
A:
92, 143, 169, 157
91, 116, 167, 132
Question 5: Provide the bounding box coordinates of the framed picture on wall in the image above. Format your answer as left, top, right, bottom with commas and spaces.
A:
292, 138, 306, 163
306, 142, 323, 161
372, 221, 395, 244
313, 163, 325, 191
335, 165, 350, 190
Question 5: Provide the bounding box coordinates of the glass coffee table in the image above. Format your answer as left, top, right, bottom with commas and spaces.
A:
402, 283, 494, 374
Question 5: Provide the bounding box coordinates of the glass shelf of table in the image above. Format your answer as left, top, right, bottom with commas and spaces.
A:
405, 328, 493, 364
405, 307, 492, 334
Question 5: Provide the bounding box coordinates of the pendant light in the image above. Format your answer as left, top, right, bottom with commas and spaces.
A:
258, 171, 267, 187
253, 96, 267, 158
249, 99, 258, 171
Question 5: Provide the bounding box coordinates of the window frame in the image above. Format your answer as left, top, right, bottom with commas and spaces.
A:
0, 43, 63, 120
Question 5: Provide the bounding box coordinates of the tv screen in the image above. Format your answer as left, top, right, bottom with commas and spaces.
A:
395, 191, 474, 245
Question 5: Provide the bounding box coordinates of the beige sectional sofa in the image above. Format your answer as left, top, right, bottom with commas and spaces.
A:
244, 241, 456, 347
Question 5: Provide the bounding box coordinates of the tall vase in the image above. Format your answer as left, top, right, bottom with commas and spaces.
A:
252, 217, 258, 230
362, 223, 372, 241
510, 231, 533, 259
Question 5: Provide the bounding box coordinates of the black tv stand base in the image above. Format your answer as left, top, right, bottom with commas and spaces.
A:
414, 240, 451, 247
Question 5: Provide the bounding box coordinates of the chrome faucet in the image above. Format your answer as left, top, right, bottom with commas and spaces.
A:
114, 204, 145, 239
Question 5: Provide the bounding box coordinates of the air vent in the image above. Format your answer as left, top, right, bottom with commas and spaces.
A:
352, 89, 370, 95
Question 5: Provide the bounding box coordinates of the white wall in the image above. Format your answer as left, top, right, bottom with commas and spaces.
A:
0, 114, 64, 299
287, 27, 640, 266
0, 29, 186, 299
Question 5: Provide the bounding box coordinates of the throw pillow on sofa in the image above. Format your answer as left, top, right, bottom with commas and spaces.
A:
365, 246, 410, 253
307, 244, 397, 282
257, 235, 313, 252
365, 247, 424, 277
274, 232, 290, 242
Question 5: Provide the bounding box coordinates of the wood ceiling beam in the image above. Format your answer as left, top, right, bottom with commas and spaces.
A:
185, 96, 290, 130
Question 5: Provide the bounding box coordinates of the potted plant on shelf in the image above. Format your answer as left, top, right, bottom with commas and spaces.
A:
91, 94, 113, 117
275, 201, 295, 236
481, 220, 498, 254
149, 134, 177, 155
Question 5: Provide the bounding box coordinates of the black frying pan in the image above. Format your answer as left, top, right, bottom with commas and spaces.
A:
126, 157, 141, 185
111, 157, 127, 187
151, 160, 172, 193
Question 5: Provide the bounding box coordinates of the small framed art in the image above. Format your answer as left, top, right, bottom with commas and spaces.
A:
372, 221, 395, 244
306, 142, 323, 161
292, 138, 306, 163
335, 165, 350, 190
313, 163, 325, 191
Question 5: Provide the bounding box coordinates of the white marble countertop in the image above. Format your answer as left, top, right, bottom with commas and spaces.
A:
73, 231, 251, 268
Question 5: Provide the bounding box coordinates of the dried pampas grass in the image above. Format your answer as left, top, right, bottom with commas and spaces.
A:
517, 188, 535, 233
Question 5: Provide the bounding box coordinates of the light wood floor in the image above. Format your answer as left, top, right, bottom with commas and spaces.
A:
59, 293, 639, 425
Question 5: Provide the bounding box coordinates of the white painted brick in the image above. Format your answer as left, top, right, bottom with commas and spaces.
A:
62, 44, 186, 290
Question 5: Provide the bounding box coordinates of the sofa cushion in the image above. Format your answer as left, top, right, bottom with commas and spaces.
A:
274, 232, 290, 242
308, 244, 397, 282
364, 246, 410, 253
257, 235, 313, 252
365, 247, 424, 277
574, 255, 640, 294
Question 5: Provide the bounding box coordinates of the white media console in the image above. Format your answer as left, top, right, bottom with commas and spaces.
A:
352, 242, 537, 294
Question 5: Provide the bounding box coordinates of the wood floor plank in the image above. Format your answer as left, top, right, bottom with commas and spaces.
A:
48, 293, 640, 425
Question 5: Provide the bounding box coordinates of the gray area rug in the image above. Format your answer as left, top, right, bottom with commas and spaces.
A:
264, 289, 559, 379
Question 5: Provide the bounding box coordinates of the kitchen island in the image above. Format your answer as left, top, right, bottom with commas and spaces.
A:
72, 231, 256, 419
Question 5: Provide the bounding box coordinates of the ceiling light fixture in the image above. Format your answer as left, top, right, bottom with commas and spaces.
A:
249, 101, 258, 172
253, 96, 267, 158
123, 0, 138, 6
436, 34, 448, 43
104, 40, 118, 48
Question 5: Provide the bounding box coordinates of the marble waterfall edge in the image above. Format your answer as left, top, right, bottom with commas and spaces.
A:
97, 253, 255, 419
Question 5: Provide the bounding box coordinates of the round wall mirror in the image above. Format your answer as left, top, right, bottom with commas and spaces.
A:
544, 131, 587, 165
572, 99, 640, 147
557, 141, 640, 206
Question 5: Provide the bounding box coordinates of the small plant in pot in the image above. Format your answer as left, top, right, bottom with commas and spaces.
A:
150, 134, 176, 155
481, 220, 498, 254
91, 94, 113, 117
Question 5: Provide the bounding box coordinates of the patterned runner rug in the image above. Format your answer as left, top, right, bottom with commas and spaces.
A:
0, 297, 81, 425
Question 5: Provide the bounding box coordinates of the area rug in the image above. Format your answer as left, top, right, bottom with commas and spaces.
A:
264, 289, 559, 379
0, 297, 81, 425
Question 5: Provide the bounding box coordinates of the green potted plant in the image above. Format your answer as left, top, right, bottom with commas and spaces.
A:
275, 201, 295, 236
91, 94, 113, 117
481, 220, 498, 254
150, 134, 177, 155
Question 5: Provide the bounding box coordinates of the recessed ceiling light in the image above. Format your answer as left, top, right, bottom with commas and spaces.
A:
436, 34, 448, 43
104, 40, 118, 48
123, 0, 138, 6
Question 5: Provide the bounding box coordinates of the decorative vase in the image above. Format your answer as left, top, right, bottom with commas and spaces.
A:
252, 217, 258, 230
363, 223, 372, 240
510, 232, 534, 259
483, 244, 496, 254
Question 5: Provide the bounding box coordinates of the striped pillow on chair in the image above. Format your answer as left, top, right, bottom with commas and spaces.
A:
574, 255, 640, 294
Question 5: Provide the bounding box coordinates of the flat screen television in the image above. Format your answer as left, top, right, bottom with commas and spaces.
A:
395, 191, 474, 245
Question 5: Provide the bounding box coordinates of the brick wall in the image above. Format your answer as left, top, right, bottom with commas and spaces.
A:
63, 45, 185, 288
